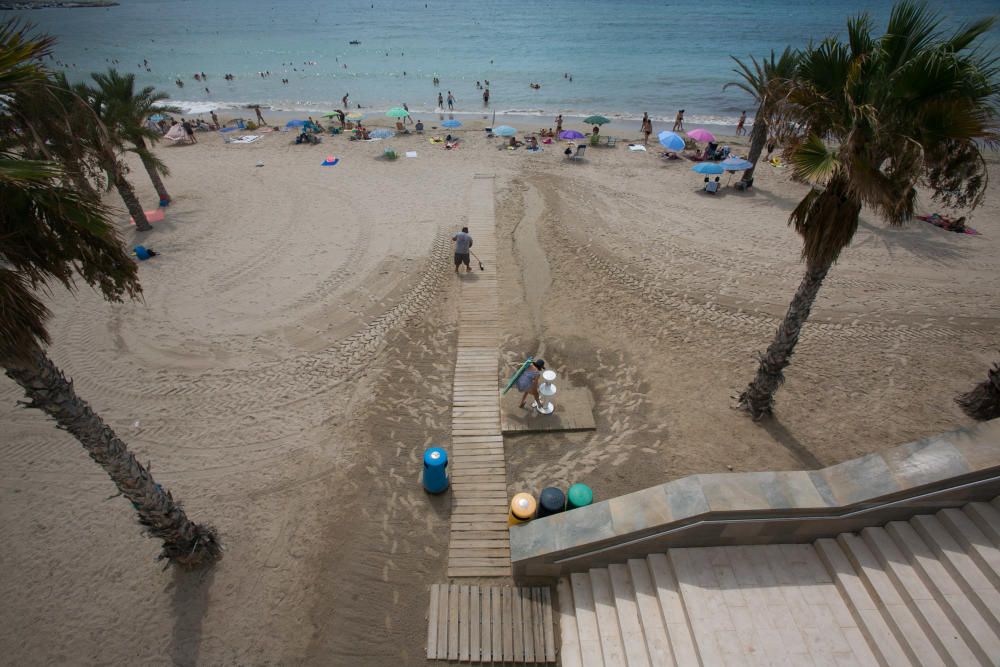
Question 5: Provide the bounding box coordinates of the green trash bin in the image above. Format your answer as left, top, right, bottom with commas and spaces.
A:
566, 483, 593, 510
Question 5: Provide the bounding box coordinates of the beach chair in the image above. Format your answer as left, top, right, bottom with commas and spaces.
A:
605, 136, 618, 148
566, 144, 586, 161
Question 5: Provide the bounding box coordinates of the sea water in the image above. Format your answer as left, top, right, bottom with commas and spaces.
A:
15, 0, 1000, 128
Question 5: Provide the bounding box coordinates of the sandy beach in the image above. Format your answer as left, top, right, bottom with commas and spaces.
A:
1, 120, 998, 665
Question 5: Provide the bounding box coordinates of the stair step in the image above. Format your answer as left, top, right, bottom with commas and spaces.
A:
557, 578, 584, 667
838, 532, 946, 666
627, 559, 676, 667
607, 564, 652, 667
861, 526, 979, 666
911, 514, 1000, 636
646, 553, 701, 666
964, 502, 1000, 548
590, 568, 628, 667
669, 547, 752, 666
815, 537, 913, 666
570, 572, 606, 667
938, 508, 1000, 588
886, 520, 1000, 665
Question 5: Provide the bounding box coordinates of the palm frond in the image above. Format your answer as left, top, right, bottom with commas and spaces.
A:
788, 134, 838, 183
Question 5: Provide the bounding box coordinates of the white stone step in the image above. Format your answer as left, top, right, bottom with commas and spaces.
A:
911, 513, 1000, 637
669, 547, 755, 667
815, 537, 914, 667
570, 572, 606, 667
608, 564, 652, 667
627, 559, 676, 667
590, 568, 628, 667
964, 502, 1000, 548
646, 553, 701, 666
861, 526, 980, 666
837, 532, 946, 666
885, 520, 1000, 665
938, 508, 1000, 588
558, 577, 584, 667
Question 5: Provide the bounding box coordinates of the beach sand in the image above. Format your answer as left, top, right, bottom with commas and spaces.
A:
0, 120, 997, 665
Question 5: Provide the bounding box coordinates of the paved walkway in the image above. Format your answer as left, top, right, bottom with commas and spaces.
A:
446, 174, 510, 579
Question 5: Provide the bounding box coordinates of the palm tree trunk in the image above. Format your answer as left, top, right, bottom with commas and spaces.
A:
737, 258, 831, 419
113, 167, 151, 231
956, 362, 1000, 421
134, 137, 170, 203
742, 112, 768, 183
3, 346, 222, 568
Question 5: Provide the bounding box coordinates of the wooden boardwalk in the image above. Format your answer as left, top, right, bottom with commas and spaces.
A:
446, 175, 512, 579
426, 584, 557, 663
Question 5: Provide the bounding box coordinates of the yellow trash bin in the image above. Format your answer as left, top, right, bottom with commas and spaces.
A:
509, 493, 537, 525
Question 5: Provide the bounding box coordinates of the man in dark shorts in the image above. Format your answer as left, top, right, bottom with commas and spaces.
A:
181, 118, 196, 143
452, 226, 473, 273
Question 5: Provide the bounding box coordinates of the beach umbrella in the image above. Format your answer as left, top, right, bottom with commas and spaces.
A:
720, 157, 753, 171
149, 113, 166, 122
370, 128, 395, 139
658, 130, 685, 151
442, 119, 462, 128
347, 111, 366, 121
286, 119, 307, 127
559, 130, 585, 140
493, 125, 517, 136
687, 128, 715, 143
691, 162, 725, 175
583, 115, 610, 125
322, 111, 340, 118
386, 107, 410, 118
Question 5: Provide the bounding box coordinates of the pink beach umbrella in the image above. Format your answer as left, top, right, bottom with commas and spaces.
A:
687, 128, 715, 143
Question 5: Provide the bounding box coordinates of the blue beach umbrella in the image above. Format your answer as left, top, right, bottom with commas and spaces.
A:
150, 113, 166, 122
691, 162, 725, 175
493, 125, 517, 136
286, 119, 307, 128
720, 157, 754, 171
658, 130, 685, 151
442, 119, 462, 128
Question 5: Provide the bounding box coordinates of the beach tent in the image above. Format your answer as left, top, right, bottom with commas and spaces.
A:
163, 123, 187, 142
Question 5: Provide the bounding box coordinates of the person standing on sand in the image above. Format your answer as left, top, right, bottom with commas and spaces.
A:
210, 110, 220, 129
447, 91, 456, 110
736, 110, 747, 136
673, 109, 684, 132
555, 114, 563, 134
641, 113, 652, 145
254, 105, 267, 126
181, 118, 196, 143
452, 226, 473, 274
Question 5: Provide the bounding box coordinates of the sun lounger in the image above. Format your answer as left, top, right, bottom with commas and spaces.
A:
565, 144, 586, 161
605, 136, 617, 147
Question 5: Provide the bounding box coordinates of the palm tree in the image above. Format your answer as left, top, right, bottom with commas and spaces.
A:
737, 2, 999, 419
956, 360, 1000, 421
0, 20, 222, 567
724, 47, 798, 184
66, 75, 155, 231
90, 68, 178, 204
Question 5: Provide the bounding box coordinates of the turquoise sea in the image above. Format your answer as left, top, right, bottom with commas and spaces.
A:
13, 0, 1000, 128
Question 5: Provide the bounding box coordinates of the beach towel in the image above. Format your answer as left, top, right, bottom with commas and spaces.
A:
917, 214, 980, 235
321, 156, 339, 166
229, 135, 260, 144
129, 207, 165, 225
628, 144, 647, 152
406, 151, 418, 158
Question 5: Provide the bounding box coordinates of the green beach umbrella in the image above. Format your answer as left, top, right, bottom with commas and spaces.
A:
386, 107, 410, 118
322, 111, 339, 118
584, 115, 610, 125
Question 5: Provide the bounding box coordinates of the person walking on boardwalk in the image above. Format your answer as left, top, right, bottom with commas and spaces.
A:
452, 226, 473, 273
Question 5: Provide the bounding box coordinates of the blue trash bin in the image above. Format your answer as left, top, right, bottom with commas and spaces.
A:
423, 447, 449, 494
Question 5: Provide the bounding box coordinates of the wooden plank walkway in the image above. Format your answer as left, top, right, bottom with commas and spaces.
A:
427, 584, 557, 663
447, 175, 512, 579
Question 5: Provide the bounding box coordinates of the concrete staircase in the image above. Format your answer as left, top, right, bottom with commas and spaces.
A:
557, 498, 1000, 666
